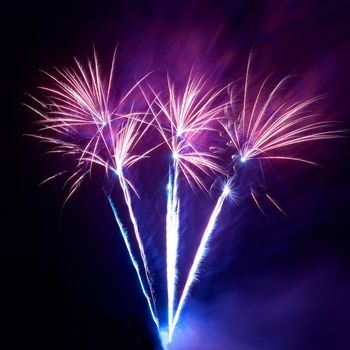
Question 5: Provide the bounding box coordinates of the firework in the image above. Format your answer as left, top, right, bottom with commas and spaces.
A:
25, 48, 117, 200
146, 73, 227, 189
145, 73, 227, 340
86, 115, 161, 329
214, 52, 342, 212
106, 194, 159, 326
169, 54, 343, 339
28, 49, 344, 348
222, 53, 340, 166
27, 50, 160, 329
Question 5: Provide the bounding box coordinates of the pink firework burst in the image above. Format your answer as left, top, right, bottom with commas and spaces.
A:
216, 53, 344, 214
143, 72, 228, 190
26, 48, 155, 200
26, 49, 161, 327
222, 53, 342, 167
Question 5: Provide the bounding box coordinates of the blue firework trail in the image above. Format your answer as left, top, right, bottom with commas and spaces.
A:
106, 194, 159, 329
166, 159, 180, 342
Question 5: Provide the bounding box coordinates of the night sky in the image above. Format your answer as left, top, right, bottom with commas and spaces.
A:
2, 1, 350, 349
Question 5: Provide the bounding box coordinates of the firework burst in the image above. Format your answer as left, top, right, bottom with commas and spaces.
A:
222, 53, 341, 166
215, 53, 343, 213
145, 73, 228, 189
25, 48, 117, 201
26, 49, 160, 328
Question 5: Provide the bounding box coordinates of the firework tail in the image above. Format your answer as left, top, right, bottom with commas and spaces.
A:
166, 158, 180, 341
116, 170, 160, 329
106, 194, 159, 328
170, 184, 231, 338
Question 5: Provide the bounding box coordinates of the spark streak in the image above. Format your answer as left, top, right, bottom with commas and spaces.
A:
170, 181, 232, 338
166, 159, 180, 342
106, 195, 159, 328
117, 169, 159, 329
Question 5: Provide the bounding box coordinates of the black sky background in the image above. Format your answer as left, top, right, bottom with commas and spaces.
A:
2, 1, 350, 349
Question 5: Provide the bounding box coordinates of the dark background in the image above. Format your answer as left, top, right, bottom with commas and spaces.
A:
2, 1, 350, 349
